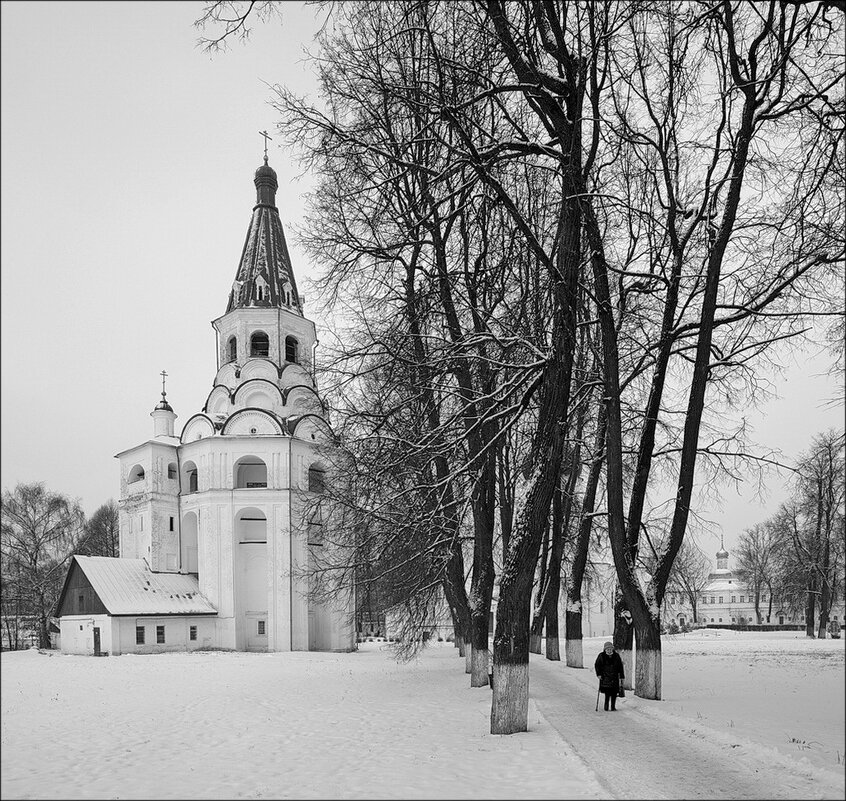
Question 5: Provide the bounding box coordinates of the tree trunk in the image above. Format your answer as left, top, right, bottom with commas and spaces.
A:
38, 607, 50, 650
564, 608, 583, 667
817, 536, 832, 639
529, 596, 545, 654
805, 573, 817, 638
634, 616, 662, 699
565, 405, 605, 668
613, 594, 635, 691
470, 602, 491, 686
544, 484, 565, 662
497, 440, 514, 556
442, 540, 472, 659
468, 457, 496, 687
491, 589, 532, 734
529, 521, 550, 654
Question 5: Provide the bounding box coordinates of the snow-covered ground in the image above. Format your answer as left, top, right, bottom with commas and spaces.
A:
1, 630, 843, 800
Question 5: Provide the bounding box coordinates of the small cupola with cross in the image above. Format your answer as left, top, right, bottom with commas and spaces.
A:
151, 370, 177, 438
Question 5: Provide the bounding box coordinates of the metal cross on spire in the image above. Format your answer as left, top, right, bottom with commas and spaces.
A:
259, 130, 273, 163
160, 369, 168, 400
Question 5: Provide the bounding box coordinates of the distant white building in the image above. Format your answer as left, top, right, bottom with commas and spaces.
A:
663, 541, 845, 630
55, 154, 355, 655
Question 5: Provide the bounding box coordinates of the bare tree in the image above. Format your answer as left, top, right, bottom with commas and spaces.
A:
735, 522, 785, 624
575, 0, 844, 698
782, 430, 846, 637
1, 483, 86, 649
663, 540, 711, 626
77, 500, 120, 558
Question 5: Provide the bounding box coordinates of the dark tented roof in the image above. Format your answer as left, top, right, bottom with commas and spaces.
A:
226, 159, 302, 315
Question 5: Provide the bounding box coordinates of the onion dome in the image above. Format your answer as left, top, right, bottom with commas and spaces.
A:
254, 156, 278, 206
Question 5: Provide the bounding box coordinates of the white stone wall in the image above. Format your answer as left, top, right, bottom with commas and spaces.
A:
59, 615, 112, 655
114, 616, 218, 655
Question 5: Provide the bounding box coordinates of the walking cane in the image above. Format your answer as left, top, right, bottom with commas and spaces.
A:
595, 684, 600, 712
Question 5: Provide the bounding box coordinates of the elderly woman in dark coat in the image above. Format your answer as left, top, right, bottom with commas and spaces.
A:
595, 641, 625, 711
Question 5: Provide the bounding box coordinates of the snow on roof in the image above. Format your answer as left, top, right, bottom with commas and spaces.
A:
72, 556, 217, 616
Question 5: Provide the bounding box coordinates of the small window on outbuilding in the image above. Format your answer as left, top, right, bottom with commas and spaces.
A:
156, 625, 165, 644
189, 625, 197, 641
169, 516, 174, 532
78, 594, 84, 612
285, 336, 299, 364
250, 331, 269, 358
136, 626, 145, 645
258, 620, 266, 636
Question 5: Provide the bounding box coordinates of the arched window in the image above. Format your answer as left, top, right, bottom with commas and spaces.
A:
227, 336, 237, 363
167, 462, 177, 480
285, 336, 299, 364
250, 332, 269, 358
234, 456, 268, 489
128, 464, 145, 484
235, 507, 267, 543
308, 466, 326, 494
183, 461, 198, 494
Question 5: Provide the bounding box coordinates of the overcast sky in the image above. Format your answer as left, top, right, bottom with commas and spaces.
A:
1, 1, 842, 561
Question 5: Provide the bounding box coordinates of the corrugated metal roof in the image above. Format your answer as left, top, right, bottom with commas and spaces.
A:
72, 556, 217, 616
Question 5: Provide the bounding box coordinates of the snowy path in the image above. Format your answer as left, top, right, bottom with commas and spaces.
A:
529, 651, 841, 800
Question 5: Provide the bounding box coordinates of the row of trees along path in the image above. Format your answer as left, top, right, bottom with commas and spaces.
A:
195, 0, 843, 735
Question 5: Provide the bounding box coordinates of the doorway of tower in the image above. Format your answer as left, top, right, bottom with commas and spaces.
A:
234, 507, 268, 651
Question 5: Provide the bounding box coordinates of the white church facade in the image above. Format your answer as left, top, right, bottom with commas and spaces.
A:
56, 154, 355, 655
